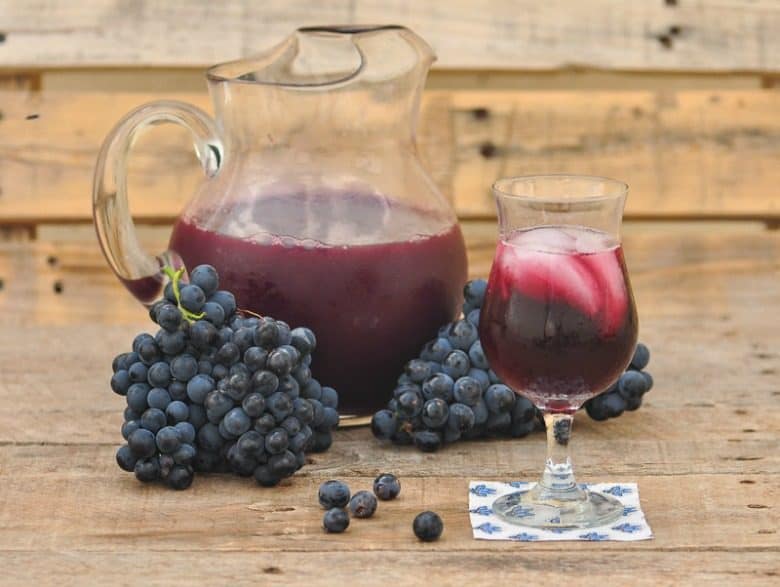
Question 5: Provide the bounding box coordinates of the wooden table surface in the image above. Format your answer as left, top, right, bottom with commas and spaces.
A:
0, 220, 778, 586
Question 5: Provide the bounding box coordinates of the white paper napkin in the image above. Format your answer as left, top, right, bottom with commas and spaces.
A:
469, 481, 653, 541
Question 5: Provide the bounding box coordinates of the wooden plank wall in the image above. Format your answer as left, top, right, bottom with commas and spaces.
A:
0, 0, 778, 241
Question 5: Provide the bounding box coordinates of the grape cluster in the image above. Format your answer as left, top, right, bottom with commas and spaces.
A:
111, 265, 339, 489
584, 343, 653, 420
371, 280, 539, 452
371, 279, 654, 451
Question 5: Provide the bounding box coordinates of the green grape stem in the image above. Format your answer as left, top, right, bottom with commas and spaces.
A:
162, 266, 205, 324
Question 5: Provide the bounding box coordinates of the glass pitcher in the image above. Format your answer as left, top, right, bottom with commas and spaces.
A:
93, 25, 468, 419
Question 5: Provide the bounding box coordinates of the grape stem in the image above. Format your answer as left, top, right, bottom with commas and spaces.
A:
162, 266, 205, 323
240, 308, 264, 319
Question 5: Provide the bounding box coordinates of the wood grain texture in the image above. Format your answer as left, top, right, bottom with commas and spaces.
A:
1, 551, 779, 587
0, 89, 778, 223
0, 224, 778, 584
440, 90, 780, 219
0, 0, 779, 71
0, 446, 778, 553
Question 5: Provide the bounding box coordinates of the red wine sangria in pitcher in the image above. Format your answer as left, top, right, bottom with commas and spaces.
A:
93, 26, 468, 419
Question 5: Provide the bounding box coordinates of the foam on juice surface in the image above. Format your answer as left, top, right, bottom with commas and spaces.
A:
205, 191, 454, 247
496, 226, 628, 335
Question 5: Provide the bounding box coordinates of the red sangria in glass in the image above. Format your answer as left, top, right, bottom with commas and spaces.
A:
479, 175, 638, 528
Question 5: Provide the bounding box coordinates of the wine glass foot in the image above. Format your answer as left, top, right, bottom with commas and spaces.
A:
492, 485, 624, 529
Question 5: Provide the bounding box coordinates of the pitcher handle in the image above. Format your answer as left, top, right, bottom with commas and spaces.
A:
93, 100, 222, 305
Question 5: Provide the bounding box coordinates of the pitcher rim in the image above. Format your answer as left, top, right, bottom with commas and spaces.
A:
297, 24, 406, 35
206, 24, 430, 87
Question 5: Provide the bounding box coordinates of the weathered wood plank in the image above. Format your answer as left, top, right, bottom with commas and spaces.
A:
1, 551, 778, 587
441, 91, 780, 219
0, 0, 778, 71
0, 445, 777, 553
0, 89, 778, 223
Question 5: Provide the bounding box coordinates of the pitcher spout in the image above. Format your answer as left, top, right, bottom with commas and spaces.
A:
206, 25, 436, 151
208, 24, 434, 88
297, 25, 436, 82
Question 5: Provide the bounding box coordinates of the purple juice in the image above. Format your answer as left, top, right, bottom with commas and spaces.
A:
168, 193, 468, 415
479, 226, 637, 413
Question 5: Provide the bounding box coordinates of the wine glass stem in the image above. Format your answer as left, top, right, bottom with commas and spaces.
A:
539, 412, 580, 497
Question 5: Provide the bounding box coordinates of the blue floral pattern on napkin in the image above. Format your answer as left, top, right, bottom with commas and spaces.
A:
474, 522, 503, 535
470, 484, 497, 497
468, 481, 653, 542
469, 505, 493, 516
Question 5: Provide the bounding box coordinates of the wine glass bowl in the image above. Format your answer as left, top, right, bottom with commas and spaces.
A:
478, 175, 638, 529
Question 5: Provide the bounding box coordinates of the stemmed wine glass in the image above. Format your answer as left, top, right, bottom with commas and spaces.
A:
479, 175, 638, 528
